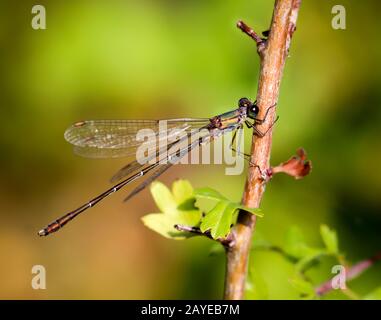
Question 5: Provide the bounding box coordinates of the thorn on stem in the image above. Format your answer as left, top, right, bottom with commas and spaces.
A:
236, 20, 266, 55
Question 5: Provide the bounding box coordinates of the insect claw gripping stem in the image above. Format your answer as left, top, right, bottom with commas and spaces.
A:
248, 162, 271, 182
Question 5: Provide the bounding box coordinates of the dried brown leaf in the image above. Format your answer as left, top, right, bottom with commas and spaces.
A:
270, 148, 312, 179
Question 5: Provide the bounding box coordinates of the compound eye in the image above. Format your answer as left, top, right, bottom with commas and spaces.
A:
251, 105, 259, 115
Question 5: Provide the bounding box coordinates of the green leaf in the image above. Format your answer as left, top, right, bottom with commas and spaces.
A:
194, 187, 227, 201
363, 287, 381, 300
320, 224, 339, 254
142, 209, 201, 240
283, 226, 316, 259
142, 180, 202, 240
150, 181, 177, 214
146, 184, 263, 240
141, 213, 188, 239
200, 201, 235, 239
172, 179, 194, 204
196, 187, 263, 239
237, 205, 263, 217
177, 198, 197, 211
289, 276, 315, 299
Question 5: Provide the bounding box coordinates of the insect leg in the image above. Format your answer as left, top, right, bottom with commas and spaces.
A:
228, 126, 267, 178
253, 115, 280, 137
254, 103, 277, 124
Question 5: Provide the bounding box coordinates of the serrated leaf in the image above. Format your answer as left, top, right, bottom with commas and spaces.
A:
283, 226, 316, 259
200, 201, 236, 239
177, 198, 197, 211
142, 180, 202, 240
146, 183, 263, 241
320, 224, 339, 254
172, 179, 194, 204
141, 212, 193, 239
150, 181, 177, 214
194, 187, 227, 201
195, 188, 263, 239
142, 209, 201, 240
363, 287, 381, 300
142, 213, 180, 239
237, 205, 263, 217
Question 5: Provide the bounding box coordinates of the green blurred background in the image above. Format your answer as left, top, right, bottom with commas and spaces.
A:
1, 0, 380, 299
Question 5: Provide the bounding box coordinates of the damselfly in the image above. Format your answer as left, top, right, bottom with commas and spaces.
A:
38, 98, 276, 236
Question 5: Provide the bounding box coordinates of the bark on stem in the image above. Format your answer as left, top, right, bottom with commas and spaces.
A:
224, 0, 301, 300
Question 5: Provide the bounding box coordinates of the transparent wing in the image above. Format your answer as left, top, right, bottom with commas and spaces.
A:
72, 146, 145, 159
65, 119, 210, 159
110, 126, 213, 183
122, 131, 214, 200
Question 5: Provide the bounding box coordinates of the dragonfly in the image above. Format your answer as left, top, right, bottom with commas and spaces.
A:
38, 98, 277, 236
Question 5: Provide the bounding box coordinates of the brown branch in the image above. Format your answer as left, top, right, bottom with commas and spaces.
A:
224, 0, 302, 300
315, 251, 381, 296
